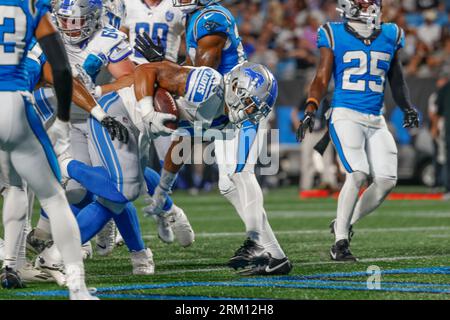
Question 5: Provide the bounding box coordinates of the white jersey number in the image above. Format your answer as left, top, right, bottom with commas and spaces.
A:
0, 6, 27, 65
342, 50, 391, 93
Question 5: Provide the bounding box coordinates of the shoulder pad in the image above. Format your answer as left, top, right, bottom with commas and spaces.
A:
317, 23, 335, 50
88, 26, 131, 61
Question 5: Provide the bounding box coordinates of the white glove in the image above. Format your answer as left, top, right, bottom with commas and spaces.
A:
142, 111, 176, 137
144, 185, 169, 216
47, 118, 71, 157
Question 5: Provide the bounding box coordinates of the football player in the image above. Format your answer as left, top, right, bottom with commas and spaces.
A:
139, 0, 293, 275
297, 0, 419, 261
0, 0, 94, 299
28, 0, 154, 281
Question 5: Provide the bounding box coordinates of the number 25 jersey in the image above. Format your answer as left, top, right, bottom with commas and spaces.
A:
317, 22, 405, 115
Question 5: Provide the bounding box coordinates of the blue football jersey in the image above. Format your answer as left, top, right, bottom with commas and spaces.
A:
186, 4, 246, 75
0, 0, 51, 91
317, 22, 405, 115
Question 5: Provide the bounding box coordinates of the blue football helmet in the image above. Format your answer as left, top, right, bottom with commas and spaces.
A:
337, 0, 382, 29
225, 62, 278, 126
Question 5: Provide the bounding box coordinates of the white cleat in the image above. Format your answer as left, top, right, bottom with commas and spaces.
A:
115, 227, 124, 247
18, 262, 54, 283
96, 220, 116, 256
143, 199, 174, 244
82, 241, 93, 260
130, 248, 155, 275
35, 245, 66, 286
66, 265, 99, 300
169, 205, 195, 247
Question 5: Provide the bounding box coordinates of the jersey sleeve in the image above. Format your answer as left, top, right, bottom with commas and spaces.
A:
32, 0, 52, 29
193, 11, 232, 41
108, 40, 133, 63
317, 24, 333, 50
395, 25, 405, 51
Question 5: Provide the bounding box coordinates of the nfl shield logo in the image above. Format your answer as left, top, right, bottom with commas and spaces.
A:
166, 11, 174, 22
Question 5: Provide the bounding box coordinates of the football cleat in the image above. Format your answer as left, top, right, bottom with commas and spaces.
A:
330, 239, 358, 262
26, 228, 53, 254
130, 248, 155, 275
168, 205, 195, 247
329, 219, 354, 242
238, 255, 293, 276
96, 220, 116, 256
82, 241, 93, 260
35, 246, 66, 286
18, 262, 53, 283
144, 199, 175, 244
228, 238, 270, 270
1, 266, 26, 289
66, 265, 99, 300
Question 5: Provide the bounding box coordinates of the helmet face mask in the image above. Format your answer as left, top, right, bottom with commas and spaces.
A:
224, 62, 278, 127
337, 0, 382, 29
53, 0, 103, 45
172, 0, 219, 14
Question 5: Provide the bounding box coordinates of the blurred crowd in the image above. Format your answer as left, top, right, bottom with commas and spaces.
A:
223, 0, 450, 80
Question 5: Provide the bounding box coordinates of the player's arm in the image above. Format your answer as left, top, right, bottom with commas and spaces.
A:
98, 73, 135, 95
107, 57, 135, 79
195, 34, 227, 69
296, 47, 333, 142
387, 52, 419, 128
35, 14, 72, 123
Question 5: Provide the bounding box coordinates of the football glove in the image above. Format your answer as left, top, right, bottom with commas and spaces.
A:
296, 111, 316, 142
101, 116, 129, 144
142, 110, 176, 137
134, 32, 165, 63
403, 107, 419, 128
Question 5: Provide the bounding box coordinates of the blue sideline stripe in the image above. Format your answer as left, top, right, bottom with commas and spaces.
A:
24, 98, 61, 181
329, 121, 353, 173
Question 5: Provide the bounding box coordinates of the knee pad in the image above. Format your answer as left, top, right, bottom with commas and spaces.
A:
218, 174, 236, 195
348, 171, 367, 189
97, 197, 126, 214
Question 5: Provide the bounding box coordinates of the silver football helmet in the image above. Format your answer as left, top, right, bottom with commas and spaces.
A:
172, 0, 219, 14
224, 62, 278, 126
337, 0, 382, 29
103, 0, 126, 29
53, 0, 103, 45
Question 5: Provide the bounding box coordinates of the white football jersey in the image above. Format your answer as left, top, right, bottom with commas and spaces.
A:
122, 0, 185, 64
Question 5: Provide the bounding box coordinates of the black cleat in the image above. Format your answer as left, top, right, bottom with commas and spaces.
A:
329, 219, 354, 242
228, 238, 270, 270
238, 255, 293, 276
26, 229, 53, 255
1, 266, 26, 289
330, 239, 358, 262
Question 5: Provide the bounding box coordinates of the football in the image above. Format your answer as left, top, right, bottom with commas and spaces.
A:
154, 87, 179, 130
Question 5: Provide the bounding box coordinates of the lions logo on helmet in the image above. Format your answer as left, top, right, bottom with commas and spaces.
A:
53, 0, 103, 44
337, 0, 382, 29
172, 0, 219, 14
225, 62, 278, 126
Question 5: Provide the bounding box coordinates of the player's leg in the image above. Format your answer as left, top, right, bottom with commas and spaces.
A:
351, 123, 398, 225
329, 111, 369, 261
1, 92, 91, 297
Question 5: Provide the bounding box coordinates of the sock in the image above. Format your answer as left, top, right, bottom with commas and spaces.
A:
2, 187, 27, 270
144, 167, 173, 211
76, 201, 114, 244
219, 175, 248, 231
113, 203, 145, 252
67, 160, 128, 204
260, 212, 286, 259
335, 171, 367, 242
351, 177, 397, 225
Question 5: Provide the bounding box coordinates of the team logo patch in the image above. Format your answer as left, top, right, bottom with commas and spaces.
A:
204, 21, 221, 32
166, 11, 174, 22
244, 68, 265, 88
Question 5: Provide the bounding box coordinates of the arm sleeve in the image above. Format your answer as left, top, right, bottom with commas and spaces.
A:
38, 32, 73, 122
194, 11, 231, 41
387, 53, 414, 112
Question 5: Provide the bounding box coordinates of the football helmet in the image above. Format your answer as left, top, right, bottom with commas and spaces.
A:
172, 0, 219, 14
53, 0, 103, 45
224, 62, 278, 126
337, 0, 382, 29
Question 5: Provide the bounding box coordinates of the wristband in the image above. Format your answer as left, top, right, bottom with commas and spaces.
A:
138, 96, 154, 118
306, 98, 320, 110
94, 86, 102, 98
91, 105, 107, 122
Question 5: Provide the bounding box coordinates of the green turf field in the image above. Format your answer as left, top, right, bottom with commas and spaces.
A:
1, 186, 449, 300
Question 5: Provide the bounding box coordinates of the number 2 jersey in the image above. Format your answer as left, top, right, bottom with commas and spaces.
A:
122, 0, 185, 64
317, 22, 405, 115
0, 0, 50, 92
